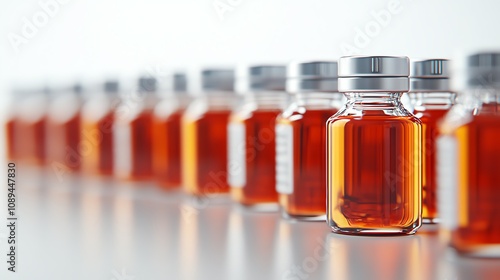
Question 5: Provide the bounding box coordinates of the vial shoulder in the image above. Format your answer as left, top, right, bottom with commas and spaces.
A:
327, 109, 422, 126
280, 103, 337, 123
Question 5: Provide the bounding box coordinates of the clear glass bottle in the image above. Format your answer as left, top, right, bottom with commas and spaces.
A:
276, 61, 343, 220
113, 77, 157, 181
46, 83, 83, 172
182, 69, 236, 196
228, 65, 288, 209
4, 92, 18, 162
8, 87, 48, 166
438, 52, 500, 257
153, 73, 190, 190
81, 80, 120, 176
409, 59, 456, 224
327, 56, 422, 235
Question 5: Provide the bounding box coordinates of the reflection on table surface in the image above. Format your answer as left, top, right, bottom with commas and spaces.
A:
1, 168, 499, 280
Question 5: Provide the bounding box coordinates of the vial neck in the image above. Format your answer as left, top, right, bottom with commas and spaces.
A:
474, 88, 500, 114
294, 92, 344, 109
203, 91, 236, 108
346, 92, 404, 109
245, 91, 289, 109
410, 92, 456, 111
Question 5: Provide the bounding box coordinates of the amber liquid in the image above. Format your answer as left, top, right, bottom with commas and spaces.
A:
24, 118, 47, 165
126, 111, 153, 180
413, 108, 448, 223
278, 109, 337, 217
182, 110, 231, 195
231, 110, 281, 205
152, 110, 183, 190
14, 118, 46, 165
327, 114, 421, 234
450, 112, 500, 254
5, 118, 17, 161
81, 112, 114, 176
46, 114, 81, 171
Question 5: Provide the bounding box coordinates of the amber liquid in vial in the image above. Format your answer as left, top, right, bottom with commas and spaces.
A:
81, 112, 114, 175
22, 118, 47, 166
413, 108, 448, 223
448, 112, 500, 254
46, 114, 81, 171
152, 110, 183, 190
121, 111, 154, 181
13, 113, 46, 165
327, 113, 421, 234
182, 110, 232, 195
230, 110, 281, 206
277, 109, 337, 218
5, 118, 17, 161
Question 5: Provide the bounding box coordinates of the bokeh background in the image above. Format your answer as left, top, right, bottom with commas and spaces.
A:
1, 0, 500, 89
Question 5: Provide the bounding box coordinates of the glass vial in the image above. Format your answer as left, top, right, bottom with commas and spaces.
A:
153, 73, 190, 190
229, 65, 288, 208
113, 77, 156, 181
409, 59, 456, 224
327, 56, 422, 235
81, 80, 120, 176
46, 84, 83, 172
5, 88, 23, 162
276, 61, 343, 220
10, 87, 48, 166
182, 69, 235, 196
438, 52, 500, 257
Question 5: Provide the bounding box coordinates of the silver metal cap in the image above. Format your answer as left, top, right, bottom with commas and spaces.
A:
410, 59, 451, 92
104, 80, 119, 93
236, 65, 286, 93
138, 76, 157, 92
338, 56, 409, 92
287, 61, 338, 93
202, 69, 234, 92
467, 52, 500, 88
73, 83, 83, 95
173, 73, 187, 93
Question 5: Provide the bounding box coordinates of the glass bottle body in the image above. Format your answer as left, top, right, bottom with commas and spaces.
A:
152, 95, 189, 190
276, 93, 343, 219
5, 116, 17, 161
327, 92, 422, 235
15, 93, 48, 166
229, 93, 288, 207
410, 92, 455, 223
81, 93, 118, 176
438, 90, 500, 257
113, 93, 156, 181
182, 93, 234, 196
46, 92, 82, 171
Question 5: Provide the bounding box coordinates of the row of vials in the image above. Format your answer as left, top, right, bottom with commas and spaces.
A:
5, 53, 500, 258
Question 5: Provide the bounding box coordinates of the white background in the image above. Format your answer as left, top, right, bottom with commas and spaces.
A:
0, 0, 500, 150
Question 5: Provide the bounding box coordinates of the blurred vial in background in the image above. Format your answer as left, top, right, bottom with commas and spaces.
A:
276, 61, 343, 220
438, 52, 500, 257
46, 83, 83, 172
114, 76, 157, 181
182, 69, 236, 196
409, 59, 456, 224
5, 87, 48, 165
229, 65, 288, 209
81, 80, 120, 176
327, 56, 422, 235
5, 88, 28, 162
152, 73, 190, 190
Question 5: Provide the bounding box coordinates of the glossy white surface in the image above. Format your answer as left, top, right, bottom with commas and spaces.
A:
1, 168, 499, 280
